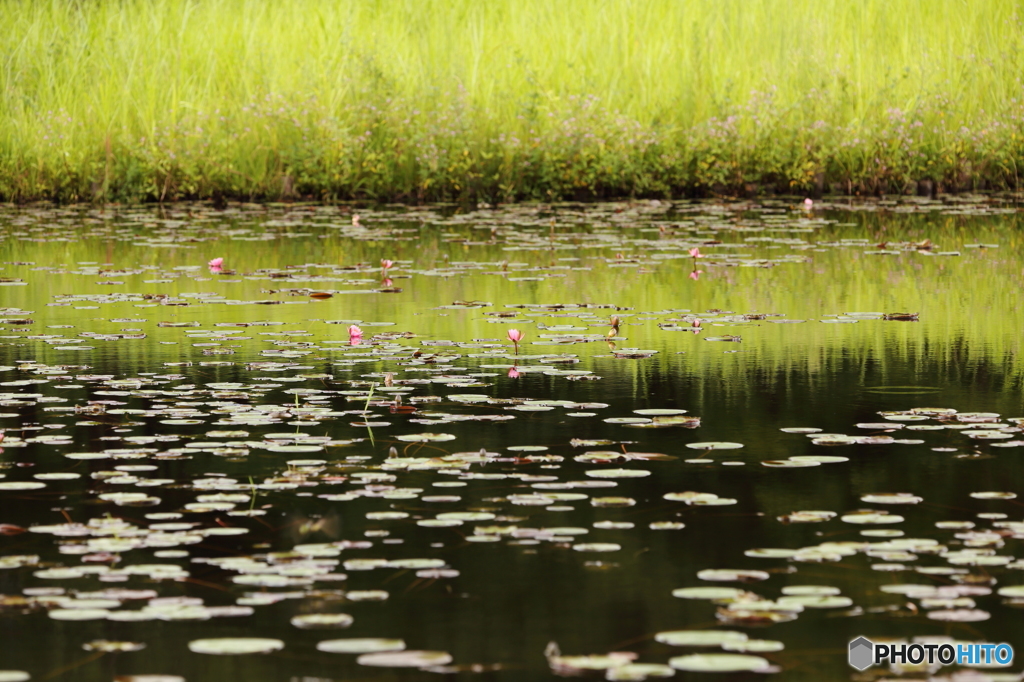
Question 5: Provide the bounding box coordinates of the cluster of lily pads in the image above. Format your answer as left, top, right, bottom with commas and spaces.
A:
0, 198, 1019, 681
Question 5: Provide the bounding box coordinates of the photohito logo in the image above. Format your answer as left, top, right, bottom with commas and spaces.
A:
848, 637, 874, 671
849, 637, 1014, 670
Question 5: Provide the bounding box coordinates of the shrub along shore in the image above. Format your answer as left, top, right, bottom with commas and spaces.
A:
2, 0, 1023, 203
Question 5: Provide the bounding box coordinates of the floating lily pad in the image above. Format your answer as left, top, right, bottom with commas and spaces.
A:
790, 455, 848, 463
761, 459, 820, 468
997, 586, 1024, 598
672, 587, 746, 600
722, 639, 785, 653
291, 613, 354, 629
655, 630, 748, 647
357, 650, 453, 667
49, 609, 110, 621
841, 512, 904, 525
744, 548, 797, 558
187, 638, 284, 655
593, 521, 634, 530
585, 469, 651, 479
650, 521, 686, 530
777, 595, 853, 608
860, 493, 923, 504
685, 442, 743, 450
697, 569, 770, 583
605, 663, 676, 680
395, 433, 456, 442
0, 482, 46, 491
665, 492, 720, 503
669, 653, 770, 672
317, 638, 405, 654
573, 543, 621, 552
926, 609, 991, 622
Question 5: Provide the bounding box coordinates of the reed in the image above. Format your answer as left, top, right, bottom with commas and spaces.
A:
2, 0, 1023, 202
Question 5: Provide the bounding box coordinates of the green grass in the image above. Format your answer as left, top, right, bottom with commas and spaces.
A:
3, 0, 1024, 203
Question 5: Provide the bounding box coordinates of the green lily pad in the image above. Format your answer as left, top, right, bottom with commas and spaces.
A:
0, 673, 30, 682
0, 482, 46, 491
669, 654, 770, 672
395, 433, 456, 442
722, 639, 785, 653
696, 569, 770, 582
573, 543, 621, 552
860, 493, 923, 504
655, 630, 748, 646
970, 491, 1017, 500
671, 587, 746, 600
761, 459, 820, 468
317, 638, 405, 654
188, 638, 284, 655
685, 442, 743, 450
357, 650, 453, 667
777, 595, 853, 608
585, 469, 651, 479
841, 512, 904, 525
605, 663, 676, 680
291, 613, 354, 629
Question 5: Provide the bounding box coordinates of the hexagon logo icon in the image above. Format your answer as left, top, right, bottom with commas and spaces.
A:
849, 636, 874, 670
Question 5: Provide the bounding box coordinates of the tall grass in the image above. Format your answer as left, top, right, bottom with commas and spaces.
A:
2, 0, 1024, 202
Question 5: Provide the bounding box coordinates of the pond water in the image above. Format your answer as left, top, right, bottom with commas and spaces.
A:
1, 197, 1023, 681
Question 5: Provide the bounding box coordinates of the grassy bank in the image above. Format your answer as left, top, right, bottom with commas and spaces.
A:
2, 0, 1024, 203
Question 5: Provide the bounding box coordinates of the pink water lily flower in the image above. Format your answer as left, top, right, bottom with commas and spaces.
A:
348, 325, 363, 346
688, 247, 702, 259
352, 214, 361, 226
508, 366, 521, 379
689, 269, 703, 281
803, 198, 814, 210
208, 257, 224, 268
507, 328, 524, 355
380, 259, 394, 270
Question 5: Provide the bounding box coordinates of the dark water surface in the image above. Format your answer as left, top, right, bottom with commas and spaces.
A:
1, 198, 1023, 681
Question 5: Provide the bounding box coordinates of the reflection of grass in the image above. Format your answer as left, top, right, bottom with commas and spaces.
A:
1, 204, 1022, 397
363, 382, 376, 447
2, 1, 1023, 201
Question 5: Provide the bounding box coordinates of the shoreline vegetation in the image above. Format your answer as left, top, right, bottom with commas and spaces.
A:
3, 0, 1024, 204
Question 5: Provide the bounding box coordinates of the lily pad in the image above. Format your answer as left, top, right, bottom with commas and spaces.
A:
356, 650, 453, 667
395, 432, 457, 442
188, 638, 285, 655
585, 469, 651, 479
291, 613, 354, 629
317, 638, 405, 654
685, 442, 743, 450
671, 587, 747, 600
655, 630, 748, 647
669, 653, 770, 672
